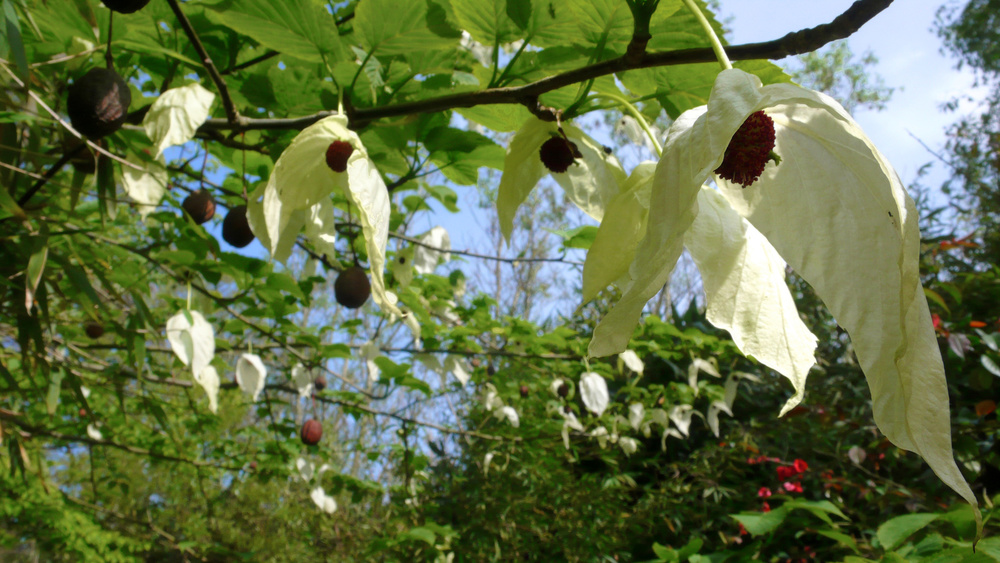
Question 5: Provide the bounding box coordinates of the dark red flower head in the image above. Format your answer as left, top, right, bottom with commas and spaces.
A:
715, 110, 777, 187
539, 135, 581, 173
326, 140, 354, 173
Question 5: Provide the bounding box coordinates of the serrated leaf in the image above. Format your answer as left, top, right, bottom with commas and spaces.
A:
356, 0, 459, 56
450, 0, 529, 47
142, 83, 215, 158
203, 0, 345, 63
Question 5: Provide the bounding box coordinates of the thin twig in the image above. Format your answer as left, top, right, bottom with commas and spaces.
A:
164, 0, 240, 127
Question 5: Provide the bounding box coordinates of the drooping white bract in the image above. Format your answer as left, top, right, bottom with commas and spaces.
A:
497, 117, 626, 241
166, 310, 215, 378
291, 363, 315, 398
121, 154, 168, 220
619, 436, 639, 456
310, 486, 337, 514
194, 365, 220, 414
619, 350, 645, 375
413, 226, 451, 274
497, 406, 520, 428
235, 353, 267, 403
246, 114, 401, 316
86, 423, 103, 441
588, 67, 977, 519
578, 372, 609, 417
628, 403, 644, 431
142, 83, 216, 158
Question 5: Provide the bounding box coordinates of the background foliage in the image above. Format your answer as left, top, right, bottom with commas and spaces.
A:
1, 0, 999, 561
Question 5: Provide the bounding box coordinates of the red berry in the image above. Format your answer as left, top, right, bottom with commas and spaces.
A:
325, 140, 354, 173
301, 419, 323, 445
248, 460, 257, 470
519, 385, 529, 398
715, 110, 777, 187
79, 408, 87, 417
539, 136, 580, 173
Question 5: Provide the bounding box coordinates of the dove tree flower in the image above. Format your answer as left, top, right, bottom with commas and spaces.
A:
246, 114, 401, 316
497, 118, 626, 241
586, 66, 977, 519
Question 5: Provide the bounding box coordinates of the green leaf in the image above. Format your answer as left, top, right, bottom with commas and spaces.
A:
450, 0, 530, 46
730, 506, 789, 536
24, 235, 48, 314
547, 225, 598, 250
814, 529, 858, 551
45, 369, 64, 415
876, 513, 939, 551
356, 0, 459, 56
203, 0, 346, 63
2, 0, 27, 81
982, 354, 1000, 378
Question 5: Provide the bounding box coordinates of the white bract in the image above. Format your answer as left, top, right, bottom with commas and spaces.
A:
498, 406, 520, 428
579, 372, 609, 416
142, 83, 215, 158
121, 154, 168, 219
619, 350, 645, 375
413, 226, 451, 274
194, 365, 220, 414
165, 310, 215, 378
310, 487, 338, 514
246, 115, 400, 315
586, 68, 976, 518
291, 363, 315, 398
619, 436, 639, 456
236, 353, 267, 402
497, 117, 625, 241
628, 403, 644, 431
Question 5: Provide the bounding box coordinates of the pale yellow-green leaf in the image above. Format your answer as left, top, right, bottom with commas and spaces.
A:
142, 83, 215, 158
685, 187, 817, 415
496, 118, 551, 240
582, 161, 655, 302
121, 154, 168, 219
344, 152, 400, 316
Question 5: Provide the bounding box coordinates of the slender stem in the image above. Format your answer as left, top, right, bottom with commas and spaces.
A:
681, 0, 731, 70
591, 92, 663, 157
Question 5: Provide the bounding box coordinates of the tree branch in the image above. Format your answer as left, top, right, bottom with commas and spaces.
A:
195, 0, 893, 134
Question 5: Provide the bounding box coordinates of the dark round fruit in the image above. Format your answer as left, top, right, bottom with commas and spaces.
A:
539, 136, 580, 173
301, 419, 323, 445
222, 204, 255, 248
67, 68, 131, 139
519, 385, 529, 398
183, 189, 216, 224
557, 383, 569, 398
100, 0, 152, 13
486, 364, 496, 377
248, 460, 258, 470
84, 321, 104, 339
313, 375, 327, 392
325, 140, 354, 173
335, 266, 371, 309
79, 408, 88, 417
563, 405, 573, 415
471, 358, 482, 368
